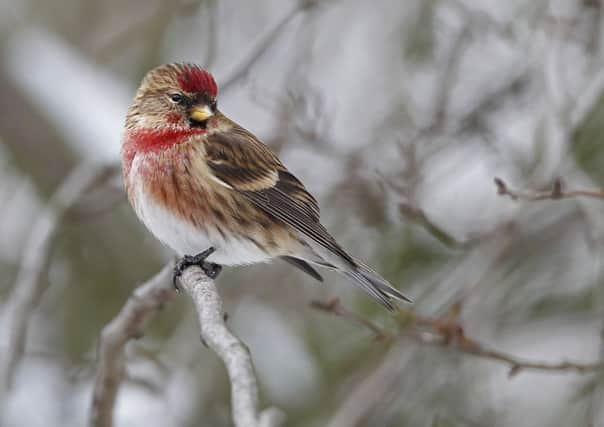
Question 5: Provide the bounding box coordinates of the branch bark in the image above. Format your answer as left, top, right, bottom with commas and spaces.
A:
90, 264, 283, 427
178, 266, 284, 427
494, 177, 604, 201
90, 264, 175, 427
0, 162, 111, 398
312, 299, 604, 377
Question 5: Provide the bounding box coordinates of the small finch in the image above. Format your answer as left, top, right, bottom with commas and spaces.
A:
122, 63, 410, 310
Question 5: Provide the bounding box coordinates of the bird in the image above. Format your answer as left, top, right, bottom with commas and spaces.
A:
121, 63, 410, 310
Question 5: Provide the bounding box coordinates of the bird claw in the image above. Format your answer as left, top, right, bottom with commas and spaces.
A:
172, 247, 222, 290
202, 262, 222, 279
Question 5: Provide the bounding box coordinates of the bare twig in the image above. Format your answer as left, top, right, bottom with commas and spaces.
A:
178, 266, 284, 427
431, 24, 472, 128
219, 0, 318, 94
398, 203, 461, 248
90, 264, 175, 427
326, 344, 410, 427
0, 162, 111, 397
494, 177, 604, 201
311, 299, 604, 377
570, 60, 604, 132
440, 333, 604, 377
310, 299, 392, 341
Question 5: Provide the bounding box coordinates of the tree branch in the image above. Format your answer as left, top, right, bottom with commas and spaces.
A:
310, 299, 392, 341
494, 177, 604, 201
311, 299, 604, 377
90, 264, 175, 427
90, 264, 283, 427
398, 203, 463, 248
326, 344, 409, 427
219, 0, 318, 94
178, 266, 284, 427
0, 162, 112, 397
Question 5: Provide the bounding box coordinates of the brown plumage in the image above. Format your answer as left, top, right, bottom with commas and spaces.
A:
122, 63, 410, 310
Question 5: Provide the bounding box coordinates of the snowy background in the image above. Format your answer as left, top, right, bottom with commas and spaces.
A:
2, 0, 604, 426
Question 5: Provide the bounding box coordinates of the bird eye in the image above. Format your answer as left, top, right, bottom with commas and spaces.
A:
169, 93, 184, 104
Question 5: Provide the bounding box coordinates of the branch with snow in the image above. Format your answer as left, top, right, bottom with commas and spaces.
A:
0, 162, 112, 398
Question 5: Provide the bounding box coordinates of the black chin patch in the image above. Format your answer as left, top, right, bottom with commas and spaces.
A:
188, 118, 207, 129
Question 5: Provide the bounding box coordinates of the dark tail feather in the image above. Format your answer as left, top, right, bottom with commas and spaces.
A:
345, 261, 411, 311
356, 261, 412, 302
281, 256, 324, 282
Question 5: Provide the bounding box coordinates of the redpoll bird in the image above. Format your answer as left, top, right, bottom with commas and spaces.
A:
122, 63, 410, 310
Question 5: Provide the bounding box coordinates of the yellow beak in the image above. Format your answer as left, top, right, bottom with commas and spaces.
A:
189, 105, 214, 123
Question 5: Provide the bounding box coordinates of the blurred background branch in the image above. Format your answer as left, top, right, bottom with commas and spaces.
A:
0, 162, 113, 399
219, 0, 318, 94
90, 264, 175, 427
495, 177, 604, 201
312, 298, 604, 377
3, 0, 604, 426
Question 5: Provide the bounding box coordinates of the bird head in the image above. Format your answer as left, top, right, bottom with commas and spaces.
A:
126, 63, 219, 132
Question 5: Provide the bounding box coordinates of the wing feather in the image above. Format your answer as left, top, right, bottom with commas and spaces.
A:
205, 124, 354, 266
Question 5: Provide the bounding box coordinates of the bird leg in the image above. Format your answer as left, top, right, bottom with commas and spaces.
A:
173, 247, 223, 290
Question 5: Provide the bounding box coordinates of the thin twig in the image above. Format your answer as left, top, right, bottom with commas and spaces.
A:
431, 24, 472, 128
90, 264, 175, 427
178, 266, 284, 427
310, 299, 392, 341
409, 315, 604, 377
0, 162, 111, 397
446, 335, 604, 377
398, 203, 461, 248
570, 56, 604, 131
219, 0, 318, 94
326, 344, 409, 427
311, 299, 604, 377
494, 177, 604, 201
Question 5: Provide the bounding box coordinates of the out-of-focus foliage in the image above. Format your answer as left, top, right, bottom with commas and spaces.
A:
2, 0, 604, 426
573, 93, 604, 181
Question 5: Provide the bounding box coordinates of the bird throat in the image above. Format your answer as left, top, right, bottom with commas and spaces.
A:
122, 127, 205, 178
127, 127, 205, 154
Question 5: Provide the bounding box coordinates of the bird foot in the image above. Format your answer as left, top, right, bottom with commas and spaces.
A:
173, 247, 223, 290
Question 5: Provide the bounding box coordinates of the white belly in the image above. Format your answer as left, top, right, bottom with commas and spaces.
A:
130, 166, 272, 266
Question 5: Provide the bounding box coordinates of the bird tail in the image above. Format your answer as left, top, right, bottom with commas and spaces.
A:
343, 260, 411, 311
298, 241, 410, 311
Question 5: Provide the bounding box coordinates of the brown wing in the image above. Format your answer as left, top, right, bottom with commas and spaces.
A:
204, 124, 355, 266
